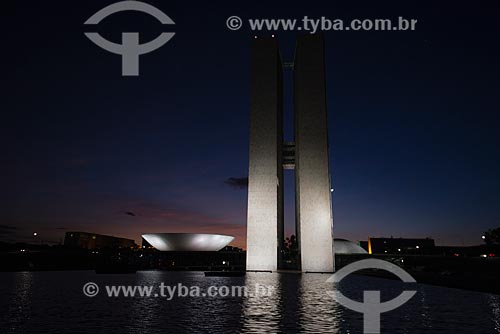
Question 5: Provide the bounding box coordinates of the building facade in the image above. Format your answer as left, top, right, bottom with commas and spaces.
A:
246, 35, 334, 272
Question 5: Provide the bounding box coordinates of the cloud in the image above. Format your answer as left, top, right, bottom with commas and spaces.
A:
224, 177, 248, 189
0, 225, 17, 230
0, 225, 18, 235
0, 192, 249, 248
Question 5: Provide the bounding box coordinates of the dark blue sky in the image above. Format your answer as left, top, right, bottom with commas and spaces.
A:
2, 0, 499, 247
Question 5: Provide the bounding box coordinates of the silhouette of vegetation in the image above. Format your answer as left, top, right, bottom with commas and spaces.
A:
483, 227, 500, 245
282, 235, 299, 269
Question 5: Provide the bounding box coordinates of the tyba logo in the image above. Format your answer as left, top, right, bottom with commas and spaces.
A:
84, 1, 175, 76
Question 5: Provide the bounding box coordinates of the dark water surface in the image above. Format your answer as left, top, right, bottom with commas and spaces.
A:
1, 271, 499, 333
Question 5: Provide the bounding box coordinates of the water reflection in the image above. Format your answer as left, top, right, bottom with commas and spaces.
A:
126, 271, 164, 333
242, 273, 344, 333
299, 274, 342, 333
242, 273, 281, 333
488, 294, 500, 333
1, 271, 500, 333
418, 286, 433, 330
7, 272, 33, 332
184, 273, 245, 333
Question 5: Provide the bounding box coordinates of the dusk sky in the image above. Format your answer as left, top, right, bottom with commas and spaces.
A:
2, 1, 499, 248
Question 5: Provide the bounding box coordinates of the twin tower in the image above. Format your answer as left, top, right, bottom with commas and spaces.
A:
246, 35, 334, 273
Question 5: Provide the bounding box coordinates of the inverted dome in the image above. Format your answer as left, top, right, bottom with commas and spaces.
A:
334, 239, 367, 254
142, 233, 234, 252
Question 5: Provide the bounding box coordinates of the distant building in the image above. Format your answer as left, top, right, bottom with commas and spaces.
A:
141, 233, 234, 252
434, 244, 499, 258
64, 232, 136, 249
139, 244, 246, 270
366, 237, 435, 254
221, 246, 243, 252
334, 239, 367, 254
141, 236, 153, 249
141, 235, 242, 252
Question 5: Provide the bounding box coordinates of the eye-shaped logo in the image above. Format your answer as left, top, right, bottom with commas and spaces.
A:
326, 259, 417, 334
84, 1, 175, 76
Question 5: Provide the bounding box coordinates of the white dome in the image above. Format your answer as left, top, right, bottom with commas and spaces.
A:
142, 233, 234, 251
334, 239, 367, 254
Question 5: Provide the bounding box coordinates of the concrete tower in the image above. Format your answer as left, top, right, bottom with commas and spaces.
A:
294, 35, 334, 272
246, 38, 284, 272
246, 35, 333, 273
